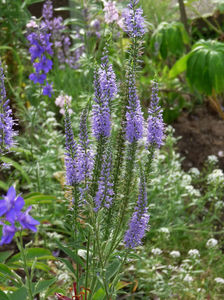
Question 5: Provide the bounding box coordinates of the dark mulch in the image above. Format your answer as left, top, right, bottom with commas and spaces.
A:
173, 104, 224, 171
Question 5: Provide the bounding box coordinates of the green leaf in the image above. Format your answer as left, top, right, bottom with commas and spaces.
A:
0, 291, 10, 300
57, 257, 76, 275
0, 250, 13, 263
55, 240, 84, 267
8, 287, 27, 300
92, 288, 105, 300
8, 261, 51, 272
0, 180, 9, 191
186, 39, 224, 95
0, 263, 15, 277
24, 194, 57, 206
169, 53, 190, 78
0, 157, 31, 184
7, 248, 55, 263
34, 278, 57, 295
106, 259, 121, 281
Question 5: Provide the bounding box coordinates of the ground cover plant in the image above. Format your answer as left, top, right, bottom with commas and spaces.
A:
0, 0, 224, 299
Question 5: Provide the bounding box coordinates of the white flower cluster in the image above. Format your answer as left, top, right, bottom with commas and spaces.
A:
55, 92, 72, 115
188, 249, 200, 258
215, 277, 224, 284
151, 248, 163, 255
207, 169, 224, 185
207, 155, 218, 164
189, 167, 200, 177
170, 250, 181, 258
206, 238, 218, 248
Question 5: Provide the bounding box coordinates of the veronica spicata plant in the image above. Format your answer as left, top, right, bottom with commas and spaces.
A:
0, 61, 16, 159
57, 1, 165, 298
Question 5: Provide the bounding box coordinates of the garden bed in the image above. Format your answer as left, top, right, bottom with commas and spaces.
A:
173, 104, 224, 170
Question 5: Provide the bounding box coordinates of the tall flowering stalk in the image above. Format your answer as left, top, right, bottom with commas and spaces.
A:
124, 170, 149, 248
147, 80, 165, 148
91, 50, 117, 196
59, 1, 166, 298
146, 80, 165, 177
94, 147, 114, 211
0, 62, 16, 155
64, 106, 79, 187
77, 108, 93, 183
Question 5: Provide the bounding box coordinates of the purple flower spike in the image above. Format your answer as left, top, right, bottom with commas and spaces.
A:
77, 109, 93, 182
124, 0, 146, 39
124, 172, 150, 248
64, 106, 79, 186
92, 52, 117, 140
147, 81, 165, 148
0, 63, 16, 154
0, 224, 17, 246
94, 149, 114, 211
92, 68, 111, 139
18, 206, 40, 232
126, 72, 144, 143
0, 186, 25, 223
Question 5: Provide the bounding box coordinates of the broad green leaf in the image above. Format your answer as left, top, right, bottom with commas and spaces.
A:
7, 248, 55, 263
92, 287, 105, 300
0, 290, 10, 300
8, 287, 27, 300
8, 261, 50, 272
0, 157, 30, 184
0, 251, 13, 263
24, 194, 57, 206
169, 53, 190, 78
106, 259, 121, 280
0, 263, 14, 277
34, 278, 57, 295
186, 40, 224, 95
0, 180, 8, 191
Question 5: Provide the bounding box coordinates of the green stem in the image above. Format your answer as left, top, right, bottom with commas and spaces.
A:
85, 231, 90, 300
105, 142, 137, 263
90, 137, 106, 197
72, 185, 80, 293
95, 216, 110, 299
16, 232, 33, 300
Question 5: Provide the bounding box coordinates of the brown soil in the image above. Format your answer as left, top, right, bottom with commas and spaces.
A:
173, 104, 224, 171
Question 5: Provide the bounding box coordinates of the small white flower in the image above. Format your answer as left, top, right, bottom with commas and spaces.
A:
218, 150, 224, 157
185, 185, 201, 197
207, 169, 224, 185
170, 250, 181, 258
215, 277, 224, 284
26, 18, 38, 28
55, 93, 72, 115
215, 201, 224, 209
159, 227, 170, 234
189, 167, 200, 177
188, 249, 200, 258
182, 174, 192, 185
207, 155, 218, 164
183, 274, 193, 282
151, 248, 162, 255
206, 238, 218, 248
